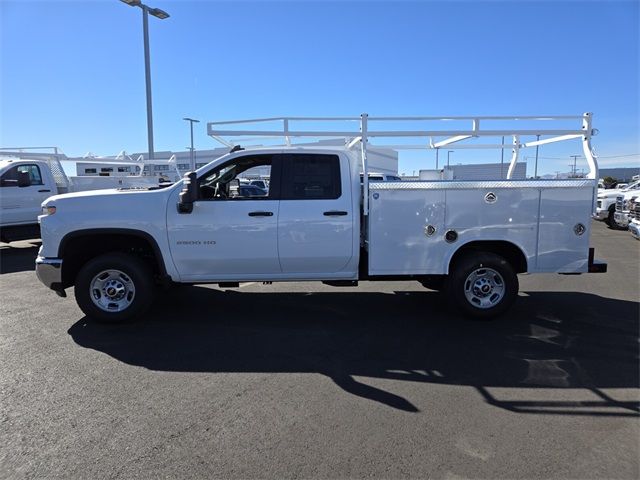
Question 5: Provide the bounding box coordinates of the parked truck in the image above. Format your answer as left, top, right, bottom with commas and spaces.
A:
628, 197, 640, 240
35, 114, 607, 322
613, 188, 640, 231
0, 151, 162, 243
594, 180, 640, 229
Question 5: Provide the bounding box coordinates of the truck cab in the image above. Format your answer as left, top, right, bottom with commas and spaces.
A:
169, 149, 359, 281
0, 159, 57, 242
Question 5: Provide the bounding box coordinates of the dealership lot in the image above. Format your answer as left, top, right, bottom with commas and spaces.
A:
1, 221, 638, 479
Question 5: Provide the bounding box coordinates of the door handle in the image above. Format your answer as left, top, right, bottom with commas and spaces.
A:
38, 189, 51, 193
323, 211, 348, 216
248, 211, 273, 217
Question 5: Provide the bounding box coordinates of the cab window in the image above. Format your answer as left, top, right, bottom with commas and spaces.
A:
0, 164, 43, 187
281, 154, 341, 200
198, 154, 275, 200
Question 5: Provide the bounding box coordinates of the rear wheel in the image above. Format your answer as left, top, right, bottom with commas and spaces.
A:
446, 252, 518, 319
74, 252, 155, 323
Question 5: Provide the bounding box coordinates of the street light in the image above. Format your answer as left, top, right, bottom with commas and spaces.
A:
120, 0, 170, 160
447, 150, 453, 168
534, 134, 540, 179
183, 117, 200, 171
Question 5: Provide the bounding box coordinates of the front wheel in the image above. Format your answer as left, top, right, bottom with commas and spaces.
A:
74, 252, 155, 323
445, 252, 518, 319
608, 207, 624, 230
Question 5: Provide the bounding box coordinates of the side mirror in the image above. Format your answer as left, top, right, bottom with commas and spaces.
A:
178, 171, 197, 214
17, 171, 31, 188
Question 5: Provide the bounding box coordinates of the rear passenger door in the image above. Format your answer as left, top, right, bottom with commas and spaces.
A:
277, 153, 354, 274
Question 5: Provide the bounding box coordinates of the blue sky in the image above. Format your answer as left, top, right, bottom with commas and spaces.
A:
1, 0, 638, 176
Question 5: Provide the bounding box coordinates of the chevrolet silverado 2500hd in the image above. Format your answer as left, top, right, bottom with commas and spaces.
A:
35, 114, 607, 322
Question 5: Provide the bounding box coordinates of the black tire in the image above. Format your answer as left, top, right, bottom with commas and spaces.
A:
74, 252, 155, 323
445, 251, 518, 319
605, 205, 619, 230
607, 207, 622, 230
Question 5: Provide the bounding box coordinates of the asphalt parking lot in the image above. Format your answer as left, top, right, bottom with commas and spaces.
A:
1, 220, 638, 479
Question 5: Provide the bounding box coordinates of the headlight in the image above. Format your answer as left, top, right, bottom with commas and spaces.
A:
41, 206, 56, 216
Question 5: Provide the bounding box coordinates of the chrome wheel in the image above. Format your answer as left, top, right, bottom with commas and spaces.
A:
463, 267, 505, 309
89, 269, 136, 312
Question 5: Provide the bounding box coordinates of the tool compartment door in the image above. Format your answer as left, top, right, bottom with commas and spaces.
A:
367, 186, 446, 275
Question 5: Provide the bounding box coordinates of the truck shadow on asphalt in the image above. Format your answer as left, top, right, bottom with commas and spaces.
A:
68, 288, 639, 416
0, 243, 40, 274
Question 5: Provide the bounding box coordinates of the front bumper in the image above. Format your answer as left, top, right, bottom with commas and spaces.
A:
593, 208, 608, 221
629, 221, 640, 240
614, 212, 630, 228
35, 256, 65, 295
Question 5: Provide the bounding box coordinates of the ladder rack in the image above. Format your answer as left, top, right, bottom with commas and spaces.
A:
210, 113, 598, 215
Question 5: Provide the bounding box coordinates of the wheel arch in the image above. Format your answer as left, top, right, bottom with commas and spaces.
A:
58, 228, 168, 287
447, 240, 528, 274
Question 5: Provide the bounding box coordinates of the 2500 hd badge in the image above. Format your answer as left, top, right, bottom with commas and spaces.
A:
176, 240, 217, 246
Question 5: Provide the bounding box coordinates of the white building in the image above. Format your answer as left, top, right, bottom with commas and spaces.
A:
410, 162, 527, 181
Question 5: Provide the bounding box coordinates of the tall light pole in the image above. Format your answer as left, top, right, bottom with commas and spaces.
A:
120, 0, 170, 160
500, 135, 505, 178
183, 117, 200, 171
447, 150, 453, 168
534, 134, 540, 178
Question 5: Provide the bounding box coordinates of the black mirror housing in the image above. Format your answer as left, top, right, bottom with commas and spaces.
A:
17, 171, 31, 188
178, 171, 197, 214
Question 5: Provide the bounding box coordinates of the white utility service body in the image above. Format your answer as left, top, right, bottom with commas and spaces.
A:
35, 113, 607, 322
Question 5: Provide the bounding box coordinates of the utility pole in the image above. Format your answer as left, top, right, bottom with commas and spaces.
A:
569, 155, 581, 177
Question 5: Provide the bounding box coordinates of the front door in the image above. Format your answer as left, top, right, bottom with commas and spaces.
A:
166, 153, 281, 281
0, 164, 51, 225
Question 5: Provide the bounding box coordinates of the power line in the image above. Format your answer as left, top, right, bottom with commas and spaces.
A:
597, 153, 640, 159
530, 153, 639, 160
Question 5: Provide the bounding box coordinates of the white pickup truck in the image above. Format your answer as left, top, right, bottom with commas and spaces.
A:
594, 180, 640, 229
613, 188, 640, 230
35, 114, 607, 322
0, 155, 160, 243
